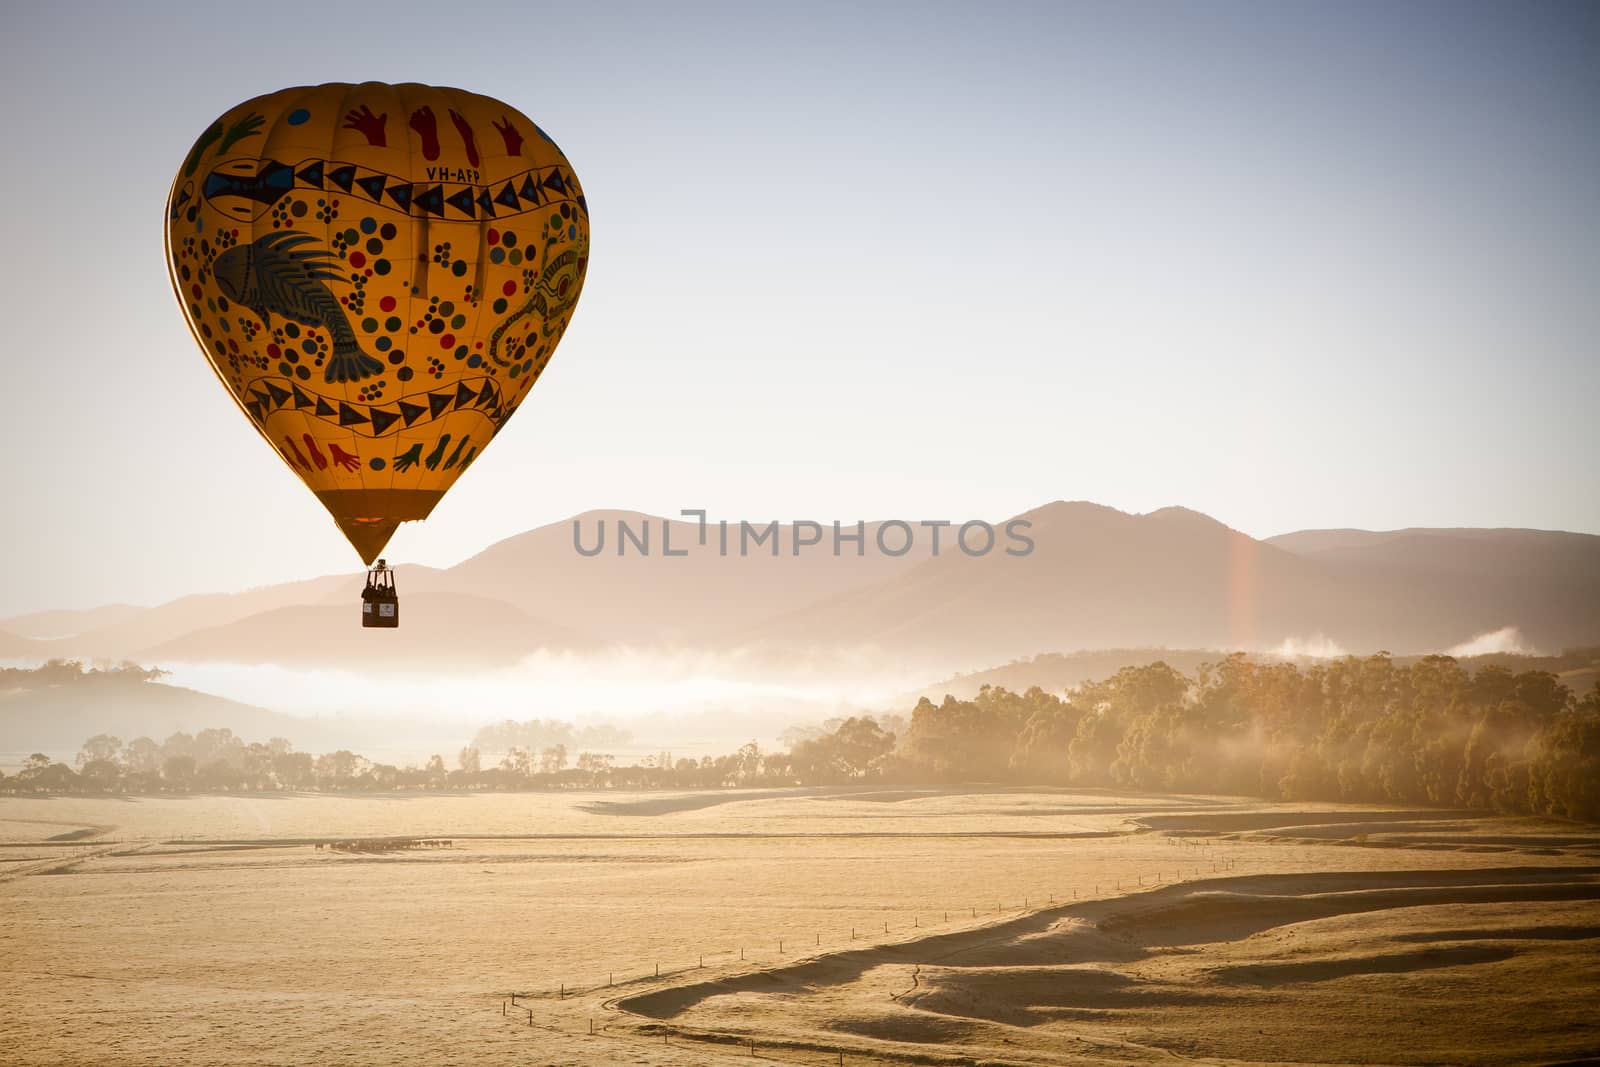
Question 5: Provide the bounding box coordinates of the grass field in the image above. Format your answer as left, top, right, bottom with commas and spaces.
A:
2, 788, 1596, 1065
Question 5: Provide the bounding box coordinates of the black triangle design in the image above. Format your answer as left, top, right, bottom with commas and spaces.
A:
518, 174, 541, 204
356, 174, 387, 202
264, 382, 291, 408
250, 389, 270, 408
369, 407, 400, 435
475, 380, 496, 407
495, 182, 520, 209
445, 187, 477, 217
328, 165, 356, 193
476, 188, 497, 218
414, 185, 445, 217
315, 396, 336, 417
245, 399, 264, 421
296, 161, 325, 188
428, 392, 454, 417
542, 170, 566, 195
398, 400, 427, 426
292, 385, 314, 409
386, 183, 413, 212
454, 382, 476, 408
338, 402, 369, 427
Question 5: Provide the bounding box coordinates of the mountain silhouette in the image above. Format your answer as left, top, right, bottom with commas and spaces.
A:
5, 503, 1596, 671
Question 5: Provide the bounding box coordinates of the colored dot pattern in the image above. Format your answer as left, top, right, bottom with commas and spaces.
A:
165, 81, 590, 545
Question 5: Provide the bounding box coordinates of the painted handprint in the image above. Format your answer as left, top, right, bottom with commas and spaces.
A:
443, 435, 471, 470
343, 105, 388, 147
448, 109, 480, 168
409, 106, 441, 161
302, 434, 329, 471
180, 112, 264, 177
328, 443, 361, 472
423, 434, 452, 471
492, 115, 524, 156
182, 121, 224, 178
217, 113, 265, 154
393, 443, 423, 473
283, 436, 312, 471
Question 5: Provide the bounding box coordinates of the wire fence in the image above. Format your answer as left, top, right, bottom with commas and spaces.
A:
492, 836, 1241, 1064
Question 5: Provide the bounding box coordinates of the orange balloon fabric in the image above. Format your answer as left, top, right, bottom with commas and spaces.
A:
166, 83, 589, 562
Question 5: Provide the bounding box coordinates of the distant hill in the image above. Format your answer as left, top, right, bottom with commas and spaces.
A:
0, 629, 46, 660
0, 604, 145, 640
748, 504, 1600, 666
4, 503, 1597, 671
911, 648, 1230, 703
11, 569, 452, 662
1264, 526, 1600, 652
744, 502, 1349, 667
135, 592, 592, 668
0, 672, 304, 756
910, 646, 1600, 706
440, 510, 934, 645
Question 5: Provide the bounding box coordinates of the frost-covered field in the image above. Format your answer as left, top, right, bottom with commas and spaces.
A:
3, 789, 1596, 1065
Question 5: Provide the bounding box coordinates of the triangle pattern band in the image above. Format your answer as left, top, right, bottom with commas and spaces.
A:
239, 377, 507, 436
203, 159, 583, 222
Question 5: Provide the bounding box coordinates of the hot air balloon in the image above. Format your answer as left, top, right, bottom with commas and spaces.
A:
166, 83, 588, 626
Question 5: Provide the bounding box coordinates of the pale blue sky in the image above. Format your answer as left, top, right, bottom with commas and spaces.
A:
1, 1, 1596, 616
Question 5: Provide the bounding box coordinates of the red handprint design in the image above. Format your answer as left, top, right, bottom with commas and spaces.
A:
408, 106, 441, 161
328, 443, 361, 472
343, 105, 388, 147
282, 437, 312, 471
449, 109, 480, 168
492, 115, 524, 156
302, 434, 329, 471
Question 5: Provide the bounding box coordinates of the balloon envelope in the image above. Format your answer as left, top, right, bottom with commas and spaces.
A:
167, 82, 589, 562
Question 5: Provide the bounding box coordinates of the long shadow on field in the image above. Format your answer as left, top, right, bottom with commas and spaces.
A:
616, 866, 1600, 1020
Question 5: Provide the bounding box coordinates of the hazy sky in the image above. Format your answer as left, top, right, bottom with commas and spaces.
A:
2, 1, 1596, 617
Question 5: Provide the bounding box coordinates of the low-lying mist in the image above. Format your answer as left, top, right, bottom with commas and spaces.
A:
157, 647, 935, 754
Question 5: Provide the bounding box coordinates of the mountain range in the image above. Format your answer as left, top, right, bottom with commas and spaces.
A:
3, 503, 1596, 672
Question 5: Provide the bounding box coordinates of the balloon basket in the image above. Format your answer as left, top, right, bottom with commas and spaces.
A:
361, 558, 399, 629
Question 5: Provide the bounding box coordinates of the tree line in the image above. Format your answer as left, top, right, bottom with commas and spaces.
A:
4, 654, 1596, 822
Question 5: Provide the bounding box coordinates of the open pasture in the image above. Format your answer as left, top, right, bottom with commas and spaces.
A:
2, 788, 1596, 1065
